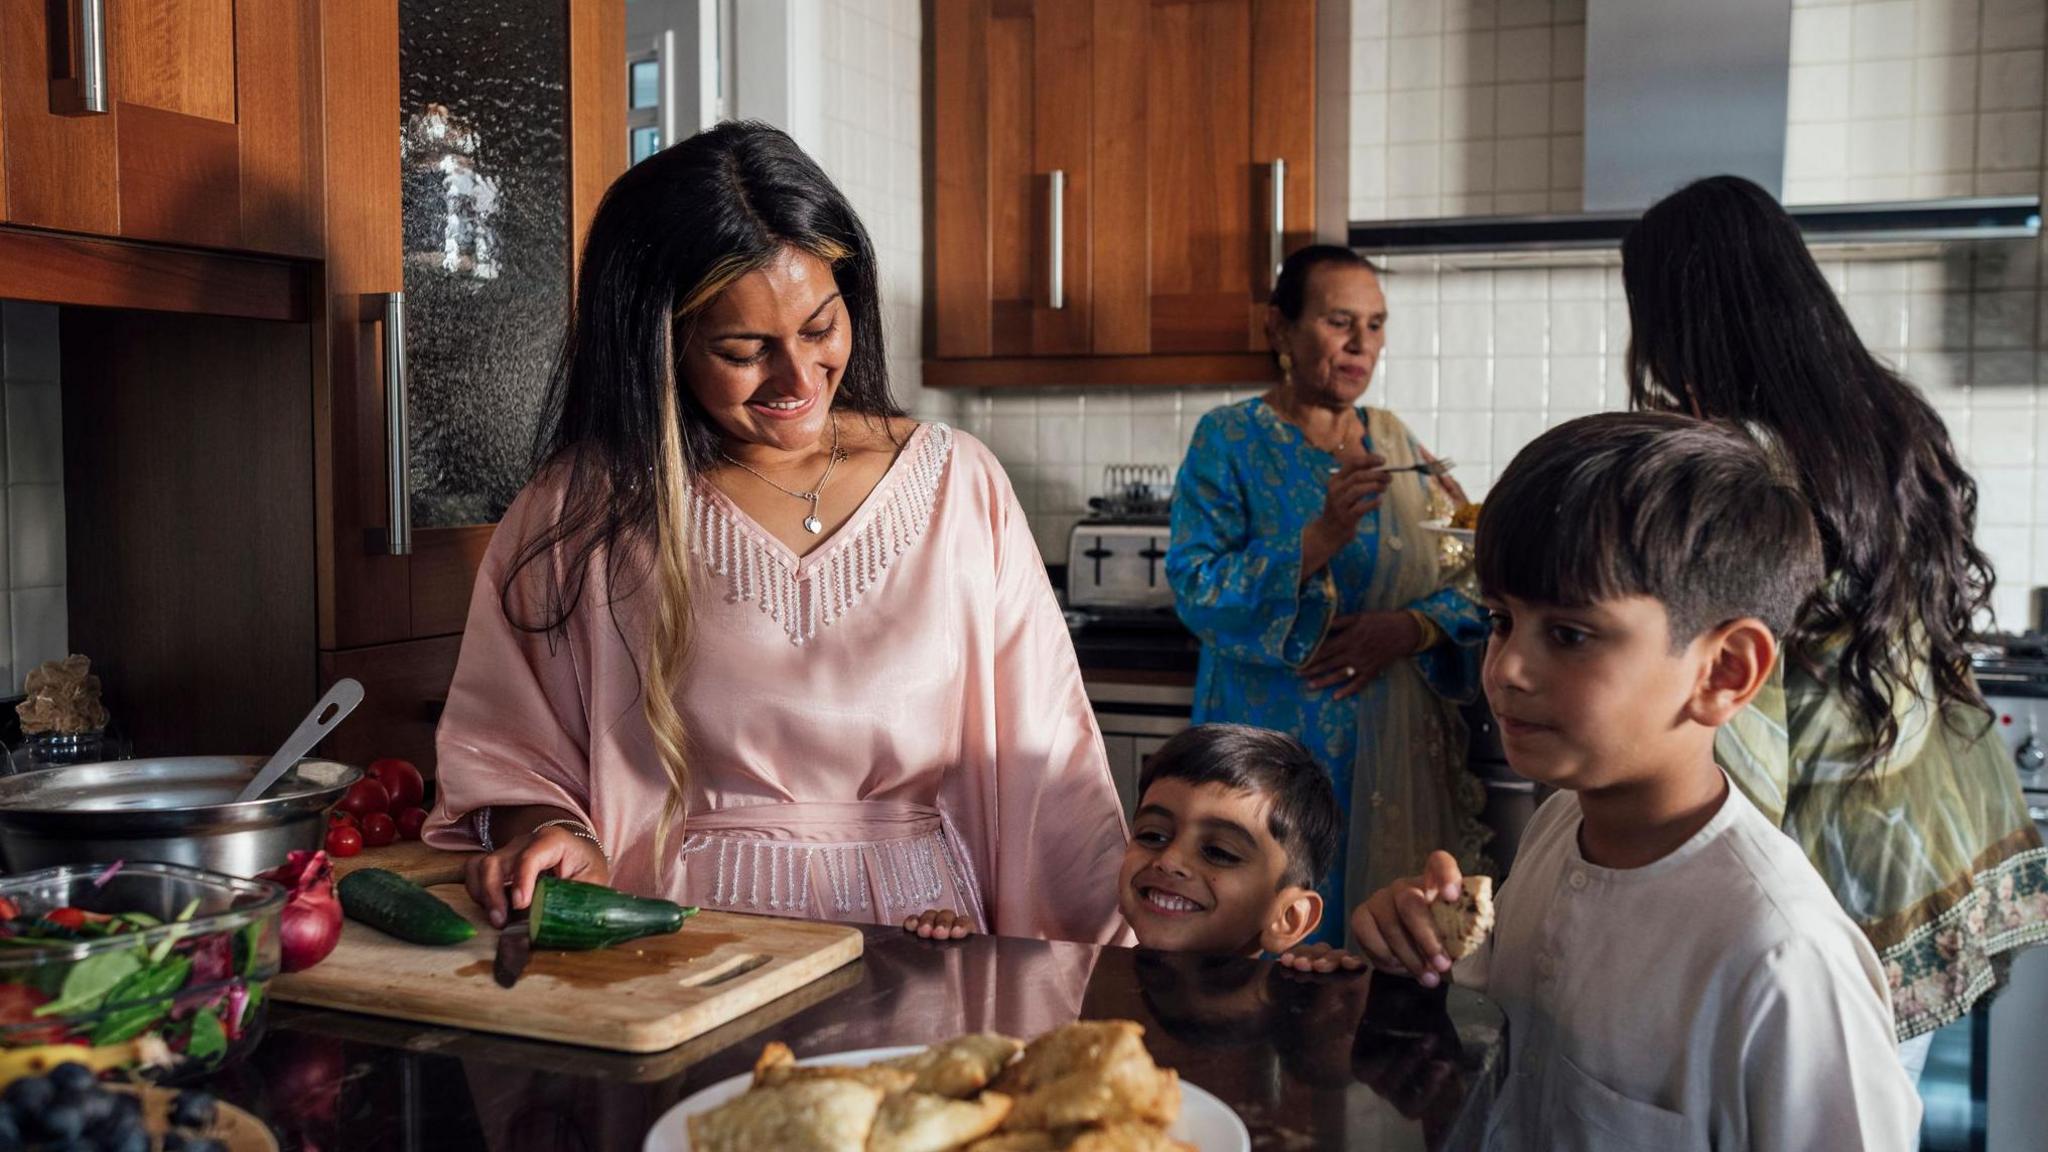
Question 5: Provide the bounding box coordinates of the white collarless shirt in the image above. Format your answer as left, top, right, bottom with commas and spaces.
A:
1455, 777, 1921, 1151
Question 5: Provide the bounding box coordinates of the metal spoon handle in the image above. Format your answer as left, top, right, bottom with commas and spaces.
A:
235, 679, 366, 803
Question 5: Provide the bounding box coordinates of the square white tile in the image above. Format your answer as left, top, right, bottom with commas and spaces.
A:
1391, 35, 1445, 91
1495, 137, 1550, 191
1493, 357, 1549, 411
1851, 59, 1916, 119
1083, 413, 1132, 465
1434, 414, 1494, 469
1494, 301, 1549, 355
0, 303, 58, 383
1979, 48, 2046, 110
1916, 0, 1981, 56
1550, 23, 1584, 79
1493, 410, 1549, 463
1551, 79, 1585, 133
6, 379, 62, 481
1549, 356, 1606, 409
1497, 26, 1552, 83
1441, 302, 1495, 356
1968, 406, 2040, 465
1790, 63, 1852, 123
1786, 123, 1851, 180
1977, 110, 2045, 171
1790, 6, 1853, 64
1977, 467, 2037, 525
1851, 1, 1918, 58
1444, 30, 1497, 87
1971, 289, 2039, 348
1440, 357, 1494, 411
9, 586, 66, 677
1496, 81, 1552, 138
1130, 415, 1181, 466
8, 484, 64, 589
1982, 0, 2048, 51
1391, 0, 1445, 37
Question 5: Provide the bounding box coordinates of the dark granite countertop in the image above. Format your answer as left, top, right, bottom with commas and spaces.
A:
205, 928, 1505, 1150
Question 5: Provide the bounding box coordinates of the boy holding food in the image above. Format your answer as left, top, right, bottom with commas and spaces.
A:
1288, 414, 1918, 1149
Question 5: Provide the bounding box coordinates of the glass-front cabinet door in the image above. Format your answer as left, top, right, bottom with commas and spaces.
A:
399, 0, 570, 530
319, 0, 624, 651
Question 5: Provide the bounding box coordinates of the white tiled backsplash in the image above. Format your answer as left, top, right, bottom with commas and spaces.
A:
1, 301, 68, 693
817, 0, 946, 425
964, 0, 2048, 631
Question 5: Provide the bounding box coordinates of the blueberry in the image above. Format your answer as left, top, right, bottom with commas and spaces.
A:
37, 1101, 84, 1142
0, 1111, 16, 1141
45, 1062, 95, 1098
46, 1140, 91, 1152
76, 1089, 115, 1127
0, 1076, 51, 1116
168, 1091, 217, 1131
100, 1116, 148, 1152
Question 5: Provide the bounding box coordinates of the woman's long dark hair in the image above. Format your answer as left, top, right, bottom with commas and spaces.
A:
1621, 175, 1995, 771
503, 121, 901, 865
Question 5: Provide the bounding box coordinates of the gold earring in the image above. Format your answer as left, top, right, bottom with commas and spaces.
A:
1276, 350, 1293, 380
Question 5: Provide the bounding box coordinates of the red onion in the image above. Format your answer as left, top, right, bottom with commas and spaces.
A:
258, 850, 342, 973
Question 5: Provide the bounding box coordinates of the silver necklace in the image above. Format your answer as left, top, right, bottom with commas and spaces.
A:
719, 417, 845, 534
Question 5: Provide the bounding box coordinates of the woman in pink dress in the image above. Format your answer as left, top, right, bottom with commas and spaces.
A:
421, 121, 1130, 945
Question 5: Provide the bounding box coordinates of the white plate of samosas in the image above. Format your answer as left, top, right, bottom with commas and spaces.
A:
645, 1020, 1250, 1152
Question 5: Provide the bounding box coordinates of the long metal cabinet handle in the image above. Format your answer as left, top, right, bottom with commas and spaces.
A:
653, 28, 679, 154
1048, 169, 1066, 311
377, 291, 412, 557
1269, 158, 1287, 290
50, 0, 109, 115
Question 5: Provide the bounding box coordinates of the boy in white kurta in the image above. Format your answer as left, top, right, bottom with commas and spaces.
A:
1311, 414, 1920, 1150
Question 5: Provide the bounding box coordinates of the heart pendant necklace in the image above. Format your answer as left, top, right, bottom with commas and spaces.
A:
720, 415, 845, 535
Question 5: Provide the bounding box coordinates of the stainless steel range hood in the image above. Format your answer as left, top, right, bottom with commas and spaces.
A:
1349, 0, 2042, 255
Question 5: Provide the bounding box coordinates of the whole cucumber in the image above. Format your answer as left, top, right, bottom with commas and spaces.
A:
337, 869, 477, 946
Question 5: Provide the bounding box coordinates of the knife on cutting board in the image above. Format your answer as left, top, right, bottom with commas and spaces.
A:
494, 914, 532, 988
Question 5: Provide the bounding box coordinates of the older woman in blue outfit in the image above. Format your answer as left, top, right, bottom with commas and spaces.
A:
1167, 245, 1490, 945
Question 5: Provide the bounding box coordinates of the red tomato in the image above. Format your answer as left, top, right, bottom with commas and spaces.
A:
358, 812, 397, 849
393, 807, 427, 841
45, 907, 86, 930
327, 809, 356, 826
337, 778, 390, 818
0, 896, 18, 920
325, 825, 363, 858
366, 759, 425, 811
0, 984, 66, 1044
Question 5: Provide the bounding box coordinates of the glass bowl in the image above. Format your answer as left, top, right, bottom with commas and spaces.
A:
0, 862, 283, 1080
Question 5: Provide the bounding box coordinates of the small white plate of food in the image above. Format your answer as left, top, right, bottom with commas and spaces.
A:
1421, 502, 1482, 544
644, 1020, 1250, 1152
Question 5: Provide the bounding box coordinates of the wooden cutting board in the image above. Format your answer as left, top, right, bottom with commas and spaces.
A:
271, 886, 864, 1053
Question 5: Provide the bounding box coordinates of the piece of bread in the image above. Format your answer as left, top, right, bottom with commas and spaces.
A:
866, 1090, 1012, 1152
687, 1079, 885, 1152
1429, 874, 1494, 959
883, 1033, 1023, 1098
997, 1023, 1178, 1132
754, 1042, 918, 1094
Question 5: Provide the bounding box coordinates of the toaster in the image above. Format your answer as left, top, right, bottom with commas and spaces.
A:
1066, 519, 1176, 610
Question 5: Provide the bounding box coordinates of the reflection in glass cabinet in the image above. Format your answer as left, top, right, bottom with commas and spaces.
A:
399, 0, 570, 529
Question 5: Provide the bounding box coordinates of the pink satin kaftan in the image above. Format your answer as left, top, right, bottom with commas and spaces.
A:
422, 424, 1133, 945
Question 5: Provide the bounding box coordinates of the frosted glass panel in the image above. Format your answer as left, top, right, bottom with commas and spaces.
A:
399, 0, 569, 528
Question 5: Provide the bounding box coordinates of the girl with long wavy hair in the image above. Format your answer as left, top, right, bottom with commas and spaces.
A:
1621, 176, 2048, 1060
421, 122, 1131, 945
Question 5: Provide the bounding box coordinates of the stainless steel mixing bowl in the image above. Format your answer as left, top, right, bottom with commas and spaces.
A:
0, 756, 361, 877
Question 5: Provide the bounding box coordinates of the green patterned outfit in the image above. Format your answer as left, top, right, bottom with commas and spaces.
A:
1717, 632, 2048, 1040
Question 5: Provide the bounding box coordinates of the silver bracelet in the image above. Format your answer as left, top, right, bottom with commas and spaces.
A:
533, 817, 608, 860
474, 807, 493, 853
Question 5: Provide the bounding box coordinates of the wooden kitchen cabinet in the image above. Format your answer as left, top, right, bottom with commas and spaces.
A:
0, 0, 325, 256
926, 0, 1316, 389
319, 0, 625, 660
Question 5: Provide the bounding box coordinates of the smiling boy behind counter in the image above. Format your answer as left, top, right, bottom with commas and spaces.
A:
905, 723, 1339, 957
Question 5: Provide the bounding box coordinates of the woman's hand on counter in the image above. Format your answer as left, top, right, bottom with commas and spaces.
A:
464, 811, 612, 928
1301, 455, 1390, 580
1301, 611, 1423, 698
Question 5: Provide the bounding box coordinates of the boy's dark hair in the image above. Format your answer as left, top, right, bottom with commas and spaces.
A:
1138, 724, 1340, 891
1477, 412, 1823, 643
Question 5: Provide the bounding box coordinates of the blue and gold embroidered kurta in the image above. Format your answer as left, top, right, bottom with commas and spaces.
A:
1167, 399, 1487, 941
